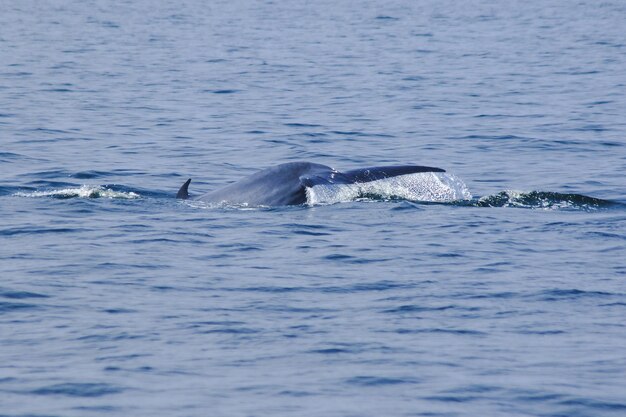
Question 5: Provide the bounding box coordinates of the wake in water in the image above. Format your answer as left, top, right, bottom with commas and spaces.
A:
12, 181, 621, 211
471, 190, 620, 210
14, 185, 140, 199
305, 173, 619, 211
306, 172, 472, 205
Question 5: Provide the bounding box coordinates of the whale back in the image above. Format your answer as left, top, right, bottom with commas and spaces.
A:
182, 162, 449, 207
196, 162, 335, 206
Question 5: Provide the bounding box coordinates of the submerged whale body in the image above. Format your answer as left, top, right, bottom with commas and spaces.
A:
176, 162, 469, 207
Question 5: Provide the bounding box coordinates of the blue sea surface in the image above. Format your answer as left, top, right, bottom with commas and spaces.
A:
1, 1, 626, 416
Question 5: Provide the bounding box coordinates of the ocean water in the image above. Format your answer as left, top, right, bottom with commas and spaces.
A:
1, 0, 626, 416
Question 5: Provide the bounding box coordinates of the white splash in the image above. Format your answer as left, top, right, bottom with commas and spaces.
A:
306, 172, 472, 205
185, 200, 260, 210
15, 185, 140, 199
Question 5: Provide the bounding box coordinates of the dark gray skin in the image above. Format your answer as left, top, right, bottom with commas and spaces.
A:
176, 161, 445, 207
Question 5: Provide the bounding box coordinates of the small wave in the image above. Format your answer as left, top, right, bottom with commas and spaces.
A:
306, 172, 472, 205
31, 382, 124, 397
0, 301, 39, 313
346, 376, 417, 386
0, 289, 49, 299
14, 185, 140, 199
472, 191, 619, 210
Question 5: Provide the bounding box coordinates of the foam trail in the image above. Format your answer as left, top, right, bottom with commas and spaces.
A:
306, 172, 471, 205
15, 185, 140, 199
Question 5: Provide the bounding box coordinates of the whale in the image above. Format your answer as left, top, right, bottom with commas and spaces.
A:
175, 161, 462, 207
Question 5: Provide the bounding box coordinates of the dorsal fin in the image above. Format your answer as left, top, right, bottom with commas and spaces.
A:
176, 178, 191, 199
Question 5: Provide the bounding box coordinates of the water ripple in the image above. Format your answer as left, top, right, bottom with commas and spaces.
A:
31, 383, 124, 398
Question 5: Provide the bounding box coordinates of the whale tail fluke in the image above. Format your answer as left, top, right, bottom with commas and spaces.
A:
176, 178, 191, 199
